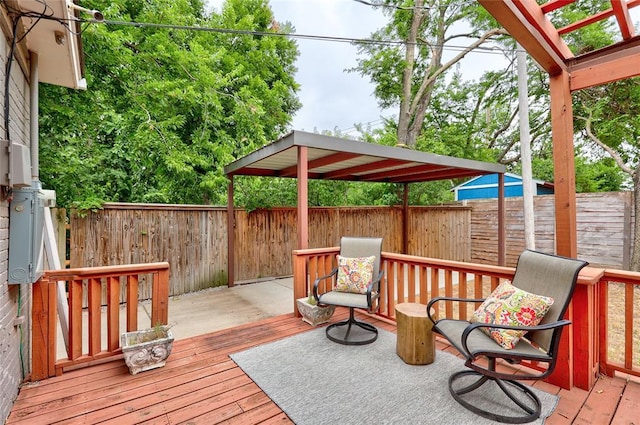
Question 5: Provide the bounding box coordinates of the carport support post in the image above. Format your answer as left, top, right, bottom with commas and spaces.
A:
297, 146, 309, 250
498, 174, 505, 266
402, 183, 409, 254
227, 177, 235, 287
293, 146, 309, 315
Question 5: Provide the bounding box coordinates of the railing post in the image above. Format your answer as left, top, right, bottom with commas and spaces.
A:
31, 278, 56, 380
545, 309, 573, 389
292, 250, 307, 317
572, 268, 604, 390
151, 268, 170, 326
545, 267, 603, 390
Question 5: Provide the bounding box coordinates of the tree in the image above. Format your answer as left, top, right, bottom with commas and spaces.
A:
355, 0, 623, 188
39, 0, 301, 209
574, 79, 640, 269
350, 0, 506, 148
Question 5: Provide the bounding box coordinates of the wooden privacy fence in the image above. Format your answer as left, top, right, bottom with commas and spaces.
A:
68, 192, 633, 300
470, 191, 633, 268
70, 204, 471, 299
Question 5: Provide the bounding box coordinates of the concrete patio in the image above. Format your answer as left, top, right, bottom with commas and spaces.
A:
56, 277, 294, 359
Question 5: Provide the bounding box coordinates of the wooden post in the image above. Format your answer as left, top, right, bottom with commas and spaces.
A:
126, 274, 139, 332
107, 276, 120, 352
88, 278, 101, 356
297, 146, 309, 250
31, 278, 57, 380
292, 250, 307, 317
403, 183, 409, 254
227, 177, 235, 287
543, 71, 579, 389
151, 268, 170, 326
550, 71, 578, 258
571, 268, 603, 390
545, 306, 573, 389
498, 173, 506, 266
545, 268, 603, 390
68, 279, 83, 360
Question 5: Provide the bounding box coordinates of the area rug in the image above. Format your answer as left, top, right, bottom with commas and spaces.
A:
230, 328, 559, 425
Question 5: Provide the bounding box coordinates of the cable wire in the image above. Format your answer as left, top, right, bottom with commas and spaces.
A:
94, 19, 508, 55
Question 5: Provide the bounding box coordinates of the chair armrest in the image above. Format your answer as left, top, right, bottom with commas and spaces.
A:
312, 268, 338, 302
426, 296, 485, 323
460, 319, 572, 354
365, 270, 384, 305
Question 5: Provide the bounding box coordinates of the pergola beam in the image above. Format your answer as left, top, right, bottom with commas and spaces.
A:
480, 0, 640, 391
478, 0, 570, 74
611, 0, 635, 40
569, 37, 640, 91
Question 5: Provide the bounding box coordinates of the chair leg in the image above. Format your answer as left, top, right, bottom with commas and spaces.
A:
325, 307, 378, 345
448, 369, 541, 424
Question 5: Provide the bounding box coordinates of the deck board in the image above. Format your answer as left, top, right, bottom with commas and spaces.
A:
7, 309, 634, 424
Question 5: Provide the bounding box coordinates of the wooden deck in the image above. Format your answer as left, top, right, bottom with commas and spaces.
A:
8, 309, 639, 425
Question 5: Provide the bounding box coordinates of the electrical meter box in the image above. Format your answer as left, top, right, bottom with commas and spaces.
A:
8, 185, 56, 284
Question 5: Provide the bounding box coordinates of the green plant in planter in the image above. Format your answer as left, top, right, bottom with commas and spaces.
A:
121, 323, 175, 375
126, 323, 172, 345
297, 294, 335, 326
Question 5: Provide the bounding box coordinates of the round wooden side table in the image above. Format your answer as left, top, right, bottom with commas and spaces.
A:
395, 302, 435, 365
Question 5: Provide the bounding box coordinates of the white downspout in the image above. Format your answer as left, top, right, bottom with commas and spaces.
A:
30, 51, 38, 182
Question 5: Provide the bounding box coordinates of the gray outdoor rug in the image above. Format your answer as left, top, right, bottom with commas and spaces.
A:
230, 328, 559, 425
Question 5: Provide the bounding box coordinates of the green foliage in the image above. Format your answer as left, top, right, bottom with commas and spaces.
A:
39, 0, 631, 213
306, 293, 317, 306
515, 156, 623, 193
39, 0, 300, 208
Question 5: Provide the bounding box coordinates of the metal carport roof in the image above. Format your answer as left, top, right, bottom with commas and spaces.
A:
224, 130, 505, 183
224, 131, 507, 287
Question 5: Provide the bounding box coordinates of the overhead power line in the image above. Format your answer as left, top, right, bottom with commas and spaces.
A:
352, 0, 474, 11
94, 19, 508, 55
352, 0, 432, 11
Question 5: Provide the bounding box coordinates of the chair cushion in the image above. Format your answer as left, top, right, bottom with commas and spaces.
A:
470, 280, 554, 349
335, 255, 375, 294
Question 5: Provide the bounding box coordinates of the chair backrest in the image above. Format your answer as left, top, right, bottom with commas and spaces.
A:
339, 237, 383, 278
510, 250, 588, 351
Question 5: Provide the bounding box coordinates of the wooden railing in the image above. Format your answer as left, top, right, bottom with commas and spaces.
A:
292, 248, 630, 391
292, 247, 514, 320
598, 269, 640, 379
31, 262, 170, 380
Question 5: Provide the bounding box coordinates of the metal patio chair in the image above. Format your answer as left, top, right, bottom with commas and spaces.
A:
427, 250, 588, 423
313, 236, 383, 345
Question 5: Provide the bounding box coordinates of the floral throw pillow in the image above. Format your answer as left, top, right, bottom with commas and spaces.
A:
470, 280, 554, 349
334, 255, 375, 294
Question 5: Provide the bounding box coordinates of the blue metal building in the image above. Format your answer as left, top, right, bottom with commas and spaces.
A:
452, 173, 554, 201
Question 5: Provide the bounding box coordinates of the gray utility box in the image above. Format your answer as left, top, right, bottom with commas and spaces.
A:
8, 186, 55, 284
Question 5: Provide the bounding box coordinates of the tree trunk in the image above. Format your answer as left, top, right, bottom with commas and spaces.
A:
397, 0, 424, 147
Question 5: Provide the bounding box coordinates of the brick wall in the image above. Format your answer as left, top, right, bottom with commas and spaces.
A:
0, 21, 32, 424
0, 206, 33, 423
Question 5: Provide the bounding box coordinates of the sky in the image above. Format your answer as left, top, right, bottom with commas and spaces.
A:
206, 0, 509, 134
206, 1, 640, 136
